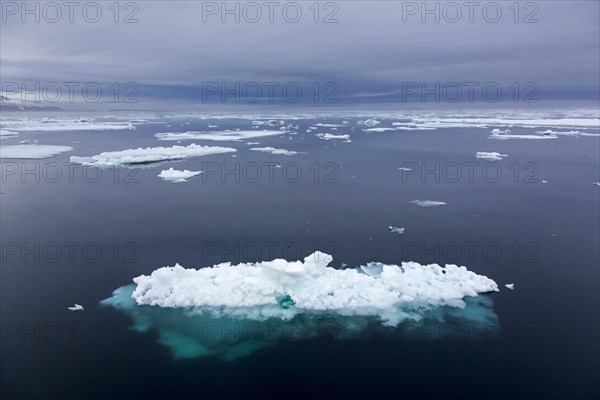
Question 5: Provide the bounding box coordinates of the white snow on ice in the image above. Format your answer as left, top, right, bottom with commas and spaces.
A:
475, 152, 508, 161
249, 147, 301, 156
0, 129, 19, 139
70, 144, 236, 167
316, 133, 351, 141
388, 226, 405, 234
410, 200, 447, 207
1, 118, 134, 132
129, 252, 498, 326
1, 144, 73, 159
155, 130, 285, 142
158, 167, 203, 183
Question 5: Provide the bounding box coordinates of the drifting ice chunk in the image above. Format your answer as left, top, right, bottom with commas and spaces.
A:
410, 200, 447, 207
361, 119, 381, 127
103, 251, 498, 360
475, 152, 508, 161
316, 133, 351, 141
70, 144, 236, 167
68, 304, 84, 311
505, 283, 515, 290
388, 226, 405, 234
155, 130, 285, 141
158, 168, 203, 183
0, 129, 19, 139
128, 251, 497, 324
249, 147, 301, 156
1, 144, 73, 159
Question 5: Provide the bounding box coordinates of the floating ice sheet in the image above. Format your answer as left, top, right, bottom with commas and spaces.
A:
316, 133, 350, 141
155, 130, 285, 141
0, 144, 73, 159
158, 168, 203, 183
70, 144, 236, 167
249, 147, 301, 156
102, 252, 498, 360
476, 152, 508, 161
410, 200, 447, 207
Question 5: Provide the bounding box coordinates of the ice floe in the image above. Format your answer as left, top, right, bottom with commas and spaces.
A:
1, 144, 73, 159
102, 251, 499, 360
158, 168, 203, 183
488, 133, 557, 140
388, 226, 405, 234
70, 144, 236, 167
360, 119, 381, 127
1, 118, 134, 132
68, 304, 84, 311
316, 133, 351, 141
155, 130, 285, 142
410, 200, 447, 207
504, 284, 514, 290
126, 251, 497, 324
475, 152, 508, 161
249, 147, 301, 156
314, 123, 345, 128
0, 129, 19, 139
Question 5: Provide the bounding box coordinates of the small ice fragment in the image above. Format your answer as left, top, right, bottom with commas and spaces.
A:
388, 226, 405, 234
68, 304, 84, 311
410, 200, 447, 207
505, 284, 514, 290
476, 152, 508, 161
158, 167, 203, 183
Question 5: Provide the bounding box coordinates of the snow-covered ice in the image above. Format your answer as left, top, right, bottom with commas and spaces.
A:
0, 129, 19, 139
102, 251, 498, 359
127, 252, 497, 324
388, 226, 405, 234
68, 304, 84, 311
316, 133, 351, 141
410, 200, 447, 207
70, 144, 236, 167
1, 144, 73, 159
360, 119, 381, 127
476, 152, 508, 161
155, 130, 285, 142
1, 118, 134, 132
158, 168, 203, 183
249, 147, 301, 156
505, 284, 514, 290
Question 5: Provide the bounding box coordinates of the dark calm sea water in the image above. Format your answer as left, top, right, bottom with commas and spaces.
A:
1, 112, 599, 399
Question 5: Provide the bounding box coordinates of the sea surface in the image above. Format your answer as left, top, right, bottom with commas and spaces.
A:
1, 110, 599, 399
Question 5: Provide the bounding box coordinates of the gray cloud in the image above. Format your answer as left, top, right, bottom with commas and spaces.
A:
1, 1, 598, 106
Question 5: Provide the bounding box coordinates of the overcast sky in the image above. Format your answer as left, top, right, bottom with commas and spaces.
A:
1, 1, 599, 108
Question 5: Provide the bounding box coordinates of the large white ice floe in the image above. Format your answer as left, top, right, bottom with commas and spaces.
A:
158, 168, 203, 183
102, 252, 498, 359
69, 144, 236, 167
1, 118, 134, 132
0, 144, 73, 159
129, 252, 497, 324
488, 129, 557, 140
154, 130, 286, 141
